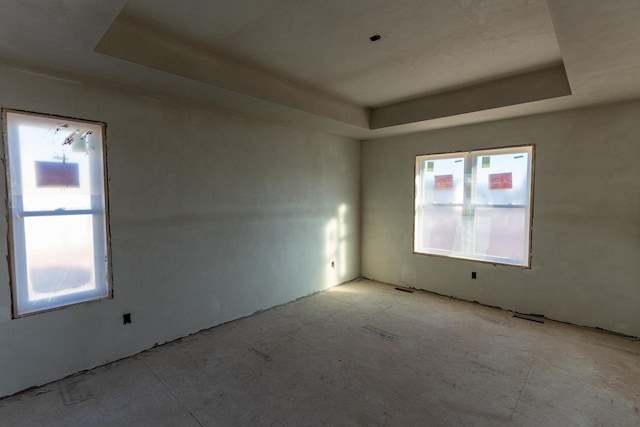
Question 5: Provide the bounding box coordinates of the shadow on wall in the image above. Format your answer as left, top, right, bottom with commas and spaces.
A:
324, 203, 349, 289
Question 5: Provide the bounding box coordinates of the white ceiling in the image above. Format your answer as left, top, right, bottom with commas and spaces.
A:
122, 0, 562, 107
1, 1, 640, 139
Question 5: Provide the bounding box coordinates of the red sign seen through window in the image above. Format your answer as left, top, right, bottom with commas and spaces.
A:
489, 172, 512, 190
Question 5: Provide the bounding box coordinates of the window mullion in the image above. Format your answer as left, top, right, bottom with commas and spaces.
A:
462, 153, 474, 256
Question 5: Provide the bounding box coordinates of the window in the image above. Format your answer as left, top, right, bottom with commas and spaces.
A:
414, 145, 534, 267
2, 110, 111, 316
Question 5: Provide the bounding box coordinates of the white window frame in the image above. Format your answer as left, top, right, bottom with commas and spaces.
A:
414, 145, 535, 267
2, 109, 112, 317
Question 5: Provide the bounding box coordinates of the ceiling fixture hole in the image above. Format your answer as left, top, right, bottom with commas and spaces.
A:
370, 34, 381, 42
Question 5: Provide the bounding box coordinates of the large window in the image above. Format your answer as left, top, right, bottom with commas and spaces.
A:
3, 110, 111, 316
414, 145, 534, 267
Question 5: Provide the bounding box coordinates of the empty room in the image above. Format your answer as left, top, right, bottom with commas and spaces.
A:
0, 1, 639, 426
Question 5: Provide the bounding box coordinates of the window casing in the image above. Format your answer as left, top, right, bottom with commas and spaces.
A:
3, 110, 111, 317
414, 145, 534, 267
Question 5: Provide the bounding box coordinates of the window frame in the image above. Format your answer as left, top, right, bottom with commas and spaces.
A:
413, 144, 535, 268
2, 109, 113, 318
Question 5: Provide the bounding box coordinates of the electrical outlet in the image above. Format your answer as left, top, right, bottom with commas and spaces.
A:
331, 261, 335, 268
471, 272, 477, 279
123, 313, 131, 324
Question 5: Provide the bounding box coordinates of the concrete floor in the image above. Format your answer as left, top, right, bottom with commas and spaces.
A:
1, 279, 639, 426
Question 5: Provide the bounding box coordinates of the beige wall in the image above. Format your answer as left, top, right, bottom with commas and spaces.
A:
0, 64, 360, 398
362, 101, 640, 337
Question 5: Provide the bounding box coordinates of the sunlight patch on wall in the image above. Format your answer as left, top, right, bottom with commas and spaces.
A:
324, 203, 349, 289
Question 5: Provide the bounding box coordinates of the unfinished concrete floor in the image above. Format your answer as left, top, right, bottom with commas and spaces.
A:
1, 279, 639, 426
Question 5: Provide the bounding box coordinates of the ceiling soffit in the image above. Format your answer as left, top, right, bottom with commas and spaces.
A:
2, 1, 640, 138
96, 14, 369, 129
120, 0, 563, 107
96, 4, 571, 131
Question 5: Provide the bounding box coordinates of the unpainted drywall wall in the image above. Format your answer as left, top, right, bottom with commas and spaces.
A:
362, 101, 640, 337
0, 64, 360, 398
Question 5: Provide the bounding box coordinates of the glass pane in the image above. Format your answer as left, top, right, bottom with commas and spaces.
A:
9, 113, 104, 212
23, 215, 102, 303
418, 206, 463, 253
473, 152, 530, 206
473, 207, 527, 262
420, 157, 464, 205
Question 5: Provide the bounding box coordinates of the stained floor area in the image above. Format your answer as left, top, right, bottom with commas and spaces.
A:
1, 279, 639, 426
